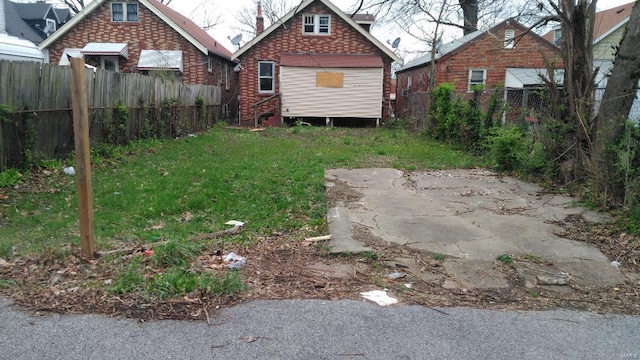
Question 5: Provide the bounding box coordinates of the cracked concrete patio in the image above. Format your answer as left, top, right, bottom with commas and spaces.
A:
325, 168, 625, 290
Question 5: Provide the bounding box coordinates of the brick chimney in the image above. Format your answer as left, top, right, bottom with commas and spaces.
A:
256, 2, 264, 35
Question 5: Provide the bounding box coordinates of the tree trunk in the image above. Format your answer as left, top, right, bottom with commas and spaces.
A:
458, 0, 478, 35
556, 0, 597, 180
595, 1, 640, 146
593, 1, 640, 205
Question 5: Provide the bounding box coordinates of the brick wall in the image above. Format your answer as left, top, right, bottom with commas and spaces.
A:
47, 2, 235, 100
396, 21, 563, 118
237, 1, 393, 126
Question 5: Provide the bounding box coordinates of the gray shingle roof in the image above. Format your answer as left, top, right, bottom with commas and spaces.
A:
397, 28, 484, 72
3, 0, 43, 43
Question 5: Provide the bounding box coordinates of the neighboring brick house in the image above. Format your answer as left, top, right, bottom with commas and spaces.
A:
395, 19, 562, 122
231, 0, 401, 127
38, 0, 237, 118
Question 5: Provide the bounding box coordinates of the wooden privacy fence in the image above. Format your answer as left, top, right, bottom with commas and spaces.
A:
0, 60, 222, 171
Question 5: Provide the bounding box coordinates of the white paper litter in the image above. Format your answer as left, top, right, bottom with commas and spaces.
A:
225, 220, 245, 226
359, 290, 398, 306
63, 167, 75, 176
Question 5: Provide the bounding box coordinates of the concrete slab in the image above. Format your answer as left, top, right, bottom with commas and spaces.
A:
327, 202, 372, 254
326, 168, 625, 288
443, 260, 511, 291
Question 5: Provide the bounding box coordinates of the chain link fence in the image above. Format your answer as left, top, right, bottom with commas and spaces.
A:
402, 86, 640, 125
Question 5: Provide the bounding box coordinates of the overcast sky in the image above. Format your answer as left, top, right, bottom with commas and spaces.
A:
164, 0, 634, 60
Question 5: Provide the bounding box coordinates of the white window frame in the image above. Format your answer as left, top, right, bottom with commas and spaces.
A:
111, 2, 139, 22
224, 63, 230, 90
302, 14, 331, 35
504, 29, 515, 49
101, 56, 120, 72
45, 18, 56, 32
468, 69, 486, 91
553, 29, 562, 46
406, 75, 412, 92
258, 61, 275, 93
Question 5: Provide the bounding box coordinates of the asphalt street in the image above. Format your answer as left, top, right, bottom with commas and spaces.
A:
1, 298, 638, 360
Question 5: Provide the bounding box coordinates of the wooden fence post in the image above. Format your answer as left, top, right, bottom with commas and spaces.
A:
69, 57, 95, 259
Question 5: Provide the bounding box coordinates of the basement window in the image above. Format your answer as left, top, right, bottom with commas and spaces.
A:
258, 61, 274, 93
112, 2, 139, 22
303, 14, 331, 35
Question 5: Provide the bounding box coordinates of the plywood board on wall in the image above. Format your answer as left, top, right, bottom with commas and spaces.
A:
316, 72, 344, 88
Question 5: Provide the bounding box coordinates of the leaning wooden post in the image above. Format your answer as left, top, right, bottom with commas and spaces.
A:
69, 57, 95, 259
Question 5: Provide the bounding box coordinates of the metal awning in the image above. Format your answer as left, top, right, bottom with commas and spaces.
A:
81, 42, 128, 59
58, 48, 82, 65
505, 68, 564, 88
137, 50, 183, 73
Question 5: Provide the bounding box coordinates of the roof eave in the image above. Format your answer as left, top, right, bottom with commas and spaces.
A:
594, 17, 629, 44
139, 0, 210, 56
232, 0, 401, 63
38, 0, 105, 49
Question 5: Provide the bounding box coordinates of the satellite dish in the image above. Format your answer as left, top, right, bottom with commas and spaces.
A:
228, 34, 243, 49
391, 37, 401, 49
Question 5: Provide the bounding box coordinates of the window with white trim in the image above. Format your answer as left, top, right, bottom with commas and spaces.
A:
111, 2, 139, 22
407, 75, 412, 92
553, 29, 562, 46
468, 69, 486, 91
504, 29, 515, 49
303, 14, 330, 35
45, 18, 56, 32
258, 61, 274, 93
101, 56, 120, 72
224, 63, 230, 90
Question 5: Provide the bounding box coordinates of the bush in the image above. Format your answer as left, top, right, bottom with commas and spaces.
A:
485, 126, 527, 171
0, 168, 22, 188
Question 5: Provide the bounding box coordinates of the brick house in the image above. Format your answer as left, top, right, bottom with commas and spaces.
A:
395, 19, 562, 122
38, 0, 237, 118
231, 0, 401, 127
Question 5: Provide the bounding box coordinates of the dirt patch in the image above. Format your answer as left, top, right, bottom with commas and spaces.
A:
1, 220, 640, 321
1, 174, 640, 320
325, 179, 364, 207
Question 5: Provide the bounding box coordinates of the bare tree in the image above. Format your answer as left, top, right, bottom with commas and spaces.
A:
593, 1, 640, 204
234, 0, 298, 37
60, 0, 85, 14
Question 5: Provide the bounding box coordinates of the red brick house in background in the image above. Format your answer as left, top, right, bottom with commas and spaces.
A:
38, 0, 237, 119
395, 19, 562, 123
231, 0, 401, 127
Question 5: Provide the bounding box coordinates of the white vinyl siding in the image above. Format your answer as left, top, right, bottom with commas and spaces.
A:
302, 14, 330, 35
280, 66, 383, 118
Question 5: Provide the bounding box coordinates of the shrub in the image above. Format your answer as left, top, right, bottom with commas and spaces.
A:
485, 126, 528, 172
0, 168, 22, 188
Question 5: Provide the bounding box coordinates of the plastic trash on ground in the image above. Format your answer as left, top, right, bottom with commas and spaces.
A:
611, 261, 621, 268
360, 290, 398, 306
63, 166, 75, 176
387, 272, 406, 279
225, 220, 245, 227
224, 252, 247, 270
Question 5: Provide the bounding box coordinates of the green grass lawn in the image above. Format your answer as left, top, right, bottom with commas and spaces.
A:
0, 126, 479, 258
